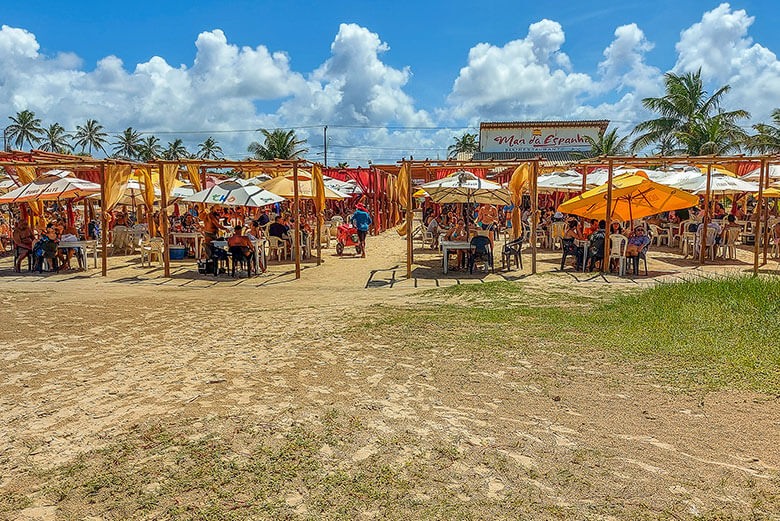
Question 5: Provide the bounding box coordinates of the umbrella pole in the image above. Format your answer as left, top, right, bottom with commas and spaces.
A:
602, 160, 614, 273
293, 161, 301, 279
753, 159, 765, 275
100, 164, 108, 277
699, 164, 712, 265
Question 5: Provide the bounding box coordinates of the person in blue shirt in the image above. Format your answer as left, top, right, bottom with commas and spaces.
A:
350, 203, 373, 258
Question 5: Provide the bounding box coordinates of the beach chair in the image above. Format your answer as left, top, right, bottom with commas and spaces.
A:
268, 236, 289, 261
111, 226, 132, 255
468, 235, 494, 274
140, 237, 164, 267
608, 234, 628, 276
502, 236, 523, 271
721, 227, 740, 259
229, 246, 254, 278
693, 226, 718, 260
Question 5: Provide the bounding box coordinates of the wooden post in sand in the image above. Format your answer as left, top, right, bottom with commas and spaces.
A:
762, 158, 771, 265
100, 162, 108, 277
406, 159, 413, 279
292, 160, 302, 279
753, 159, 765, 276
158, 161, 171, 278
699, 163, 712, 265
602, 159, 614, 273
530, 159, 539, 274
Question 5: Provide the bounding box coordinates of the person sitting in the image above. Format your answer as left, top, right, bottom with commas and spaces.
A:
33, 224, 63, 272
268, 215, 291, 248
426, 213, 443, 248
625, 226, 651, 275
246, 220, 262, 241
561, 220, 584, 270
587, 220, 607, 272
444, 219, 468, 270
59, 224, 84, 271
720, 214, 741, 241
583, 218, 599, 237
13, 220, 35, 272
227, 225, 254, 275
257, 209, 271, 227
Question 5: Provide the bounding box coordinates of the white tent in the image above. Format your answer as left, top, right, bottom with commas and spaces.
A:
0, 170, 100, 203
676, 173, 759, 194
420, 171, 511, 205
184, 180, 285, 208
742, 165, 780, 182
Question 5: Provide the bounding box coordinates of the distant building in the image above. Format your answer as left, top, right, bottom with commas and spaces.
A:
473, 120, 609, 166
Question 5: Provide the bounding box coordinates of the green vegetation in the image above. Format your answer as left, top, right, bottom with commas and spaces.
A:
358, 276, 780, 394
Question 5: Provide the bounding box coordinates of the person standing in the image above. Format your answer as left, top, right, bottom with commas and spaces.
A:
350, 203, 372, 258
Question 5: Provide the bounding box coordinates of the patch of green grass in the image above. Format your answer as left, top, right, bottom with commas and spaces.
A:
355, 276, 780, 394
0, 491, 32, 513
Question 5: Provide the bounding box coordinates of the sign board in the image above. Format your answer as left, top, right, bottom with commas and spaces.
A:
479, 124, 604, 153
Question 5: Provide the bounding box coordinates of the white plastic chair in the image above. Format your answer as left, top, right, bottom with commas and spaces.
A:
268, 236, 289, 261
111, 225, 131, 254
694, 226, 718, 260
721, 227, 740, 260
608, 234, 628, 276
140, 237, 164, 267
550, 221, 566, 250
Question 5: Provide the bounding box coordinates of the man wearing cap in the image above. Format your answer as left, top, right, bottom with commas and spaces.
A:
625, 226, 651, 275
350, 203, 372, 258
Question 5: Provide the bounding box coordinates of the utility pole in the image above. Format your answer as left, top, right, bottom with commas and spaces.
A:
323, 125, 328, 169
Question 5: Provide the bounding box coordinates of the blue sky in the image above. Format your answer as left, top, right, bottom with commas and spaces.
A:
1, 1, 779, 163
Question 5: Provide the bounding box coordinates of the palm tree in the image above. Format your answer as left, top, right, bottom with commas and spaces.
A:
676, 115, 749, 155
247, 129, 308, 160
631, 69, 749, 154
73, 119, 108, 155
447, 133, 479, 159
197, 137, 223, 159
39, 123, 72, 153
137, 135, 163, 161
112, 127, 142, 159
574, 128, 629, 158
336, 162, 349, 169
749, 109, 780, 153
162, 139, 189, 160
6, 110, 44, 150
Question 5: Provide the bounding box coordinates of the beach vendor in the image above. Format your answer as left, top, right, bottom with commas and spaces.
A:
350, 203, 372, 258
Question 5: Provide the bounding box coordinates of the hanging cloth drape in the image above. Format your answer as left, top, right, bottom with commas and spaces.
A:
311, 163, 326, 223
138, 167, 157, 236
103, 164, 134, 211
508, 163, 530, 239
186, 164, 202, 191
396, 164, 410, 236
161, 163, 178, 201
15, 166, 44, 224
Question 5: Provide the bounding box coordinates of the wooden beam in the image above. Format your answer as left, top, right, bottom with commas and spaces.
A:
762, 159, 771, 265
530, 160, 539, 274
292, 161, 302, 279
406, 159, 413, 279
158, 161, 171, 278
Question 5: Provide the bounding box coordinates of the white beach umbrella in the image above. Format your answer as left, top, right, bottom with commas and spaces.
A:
420, 170, 511, 205
184, 180, 285, 208
0, 170, 100, 203
676, 172, 759, 194
246, 174, 272, 185
742, 165, 780, 182
536, 170, 584, 192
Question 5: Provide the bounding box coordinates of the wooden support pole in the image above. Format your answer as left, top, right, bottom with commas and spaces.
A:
292, 160, 302, 279
158, 161, 171, 278
762, 159, 771, 265
406, 160, 413, 279
699, 164, 712, 265
602, 160, 614, 273
316, 201, 322, 267
753, 159, 765, 276
100, 163, 107, 277
531, 160, 539, 274
581, 167, 587, 192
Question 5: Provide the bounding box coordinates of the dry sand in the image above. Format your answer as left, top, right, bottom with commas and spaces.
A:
1, 231, 779, 519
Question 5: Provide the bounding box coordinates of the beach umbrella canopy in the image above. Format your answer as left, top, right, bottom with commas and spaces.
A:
419, 171, 511, 205
0, 178, 16, 194
0, 170, 100, 203
676, 172, 759, 194
324, 176, 362, 195
259, 174, 347, 200
536, 170, 584, 193
184, 180, 285, 208
169, 184, 197, 204
743, 165, 780, 182
246, 174, 272, 185
557, 172, 700, 222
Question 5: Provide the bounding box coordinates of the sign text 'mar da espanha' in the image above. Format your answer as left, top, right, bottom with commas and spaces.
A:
479, 121, 609, 154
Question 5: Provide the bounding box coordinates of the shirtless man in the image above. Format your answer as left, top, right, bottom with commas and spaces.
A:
13, 220, 35, 272
202, 207, 229, 258
477, 204, 499, 231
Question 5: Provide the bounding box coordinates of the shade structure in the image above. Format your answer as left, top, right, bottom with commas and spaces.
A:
419, 171, 511, 205
259, 174, 347, 200
0, 178, 16, 194
743, 165, 780, 182
184, 180, 285, 208
324, 176, 362, 196
757, 187, 780, 198
246, 174, 272, 185
0, 170, 100, 203
169, 184, 196, 204
412, 188, 429, 198
676, 172, 759, 194
557, 172, 700, 221
536, 170, 584, 192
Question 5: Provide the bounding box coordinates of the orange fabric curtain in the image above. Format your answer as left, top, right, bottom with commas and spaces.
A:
161, 163, 178, 199
138, 167, 157, 236
311, 163, 326, 222
397, 164, 410, 236
509, 163, 530, 238
186, 164, 202, 192
104, 164, 134, 211
16, 166, 44, 223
